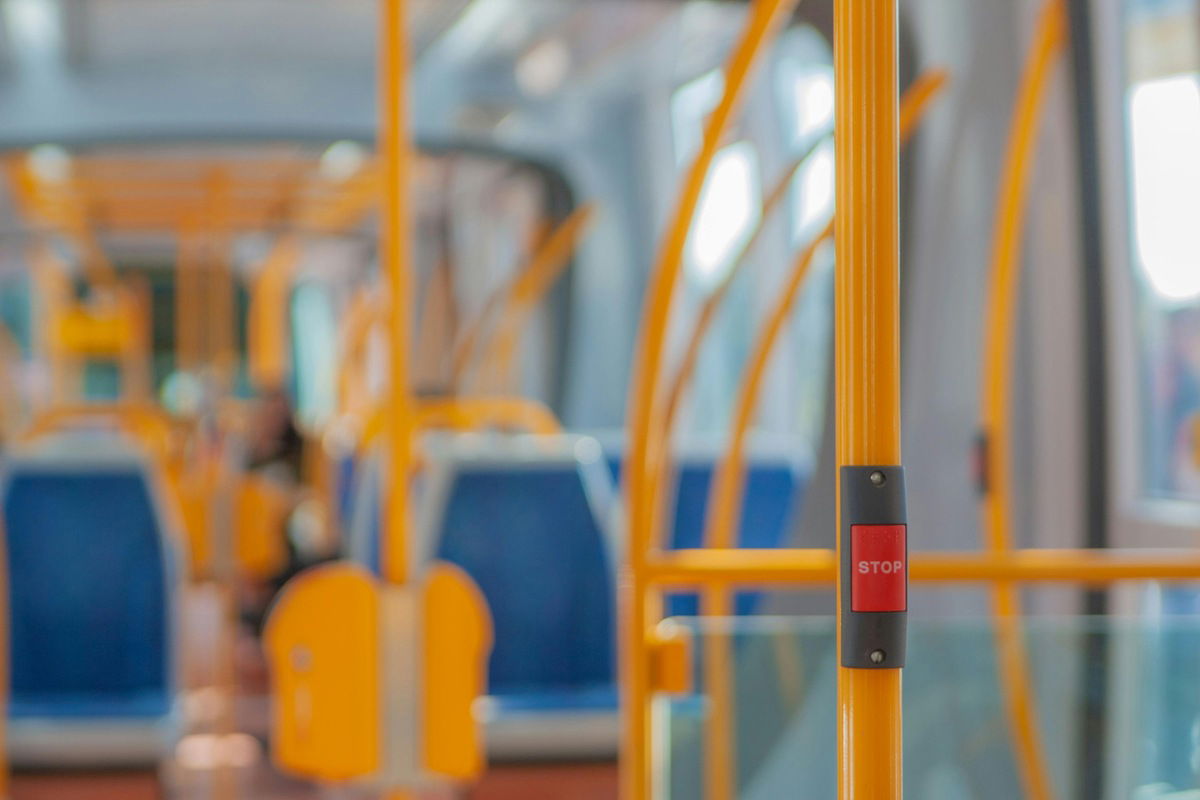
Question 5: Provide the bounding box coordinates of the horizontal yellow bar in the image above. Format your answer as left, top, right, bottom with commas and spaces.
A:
645, 549, 1200, 587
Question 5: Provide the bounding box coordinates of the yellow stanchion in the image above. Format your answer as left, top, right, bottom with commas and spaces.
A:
834, 0, 902, 797
380, 0, 415, 589
979, 2, 1066, 799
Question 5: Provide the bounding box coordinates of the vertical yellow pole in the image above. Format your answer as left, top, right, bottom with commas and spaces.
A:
834, 1, 903, 798
380, 0, 413, 588
380, 2, 415, 796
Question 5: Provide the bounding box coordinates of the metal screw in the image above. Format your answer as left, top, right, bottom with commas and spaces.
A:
292, 646, 313, 671
869, 470, 887, 487
869, 649, 886, 665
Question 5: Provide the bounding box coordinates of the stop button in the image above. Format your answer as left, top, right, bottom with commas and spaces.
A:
851, 524, 907, 612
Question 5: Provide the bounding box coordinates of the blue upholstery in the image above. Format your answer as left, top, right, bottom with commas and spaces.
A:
348, 449, 616, 712
435, 466, 614, 698
4, 466, 174, 722
607, 454, 805, 616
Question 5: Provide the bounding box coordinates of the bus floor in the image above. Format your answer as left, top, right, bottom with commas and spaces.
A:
10, 763, 619, 799
19, 590, 620, 800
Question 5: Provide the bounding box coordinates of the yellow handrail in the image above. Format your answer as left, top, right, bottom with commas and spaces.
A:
452, 204, 596, 392
620, 1, 800, 798
20, 403, 179, 460
644, 548, 1200, 586
834, 0, 902, 796
414, 398, 563, 437
358, 397, 564, 448
979, 2, 1067, 799
379, 0, 415, 590
337, 288, 386, 418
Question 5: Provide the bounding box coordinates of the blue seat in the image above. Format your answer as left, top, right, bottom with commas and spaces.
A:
346, 436, 619, 758
2, 437, 180, 766
434, 462, 615, 700
606, 447, 806, 616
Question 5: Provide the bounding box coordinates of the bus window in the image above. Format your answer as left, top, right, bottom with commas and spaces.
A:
291, 282, 339, 431
1125, 0, 1200, 505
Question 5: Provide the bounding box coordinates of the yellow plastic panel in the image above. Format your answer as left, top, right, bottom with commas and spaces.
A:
264, 563, 382, 781
421, 563, 492, 781
55, 301, 137, 357
649, 622, 693, 696
235, 475, 291, 579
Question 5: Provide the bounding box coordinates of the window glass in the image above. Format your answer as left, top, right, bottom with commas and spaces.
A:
290, 282, 338, 430
1125, 0, 1200, 503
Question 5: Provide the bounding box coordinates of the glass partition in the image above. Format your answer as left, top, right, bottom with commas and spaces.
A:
656, 612, 1200, 799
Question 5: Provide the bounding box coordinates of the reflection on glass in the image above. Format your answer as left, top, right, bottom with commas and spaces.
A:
1125, 0, 1200, 503
657, 615, 1200, 799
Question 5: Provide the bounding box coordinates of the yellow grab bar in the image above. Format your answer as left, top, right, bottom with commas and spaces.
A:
645, 548, 1200, 586
979, 2, 1067, 799
358, 397, 564, 447
834, 0, 902, 796
379, 0, 415, 588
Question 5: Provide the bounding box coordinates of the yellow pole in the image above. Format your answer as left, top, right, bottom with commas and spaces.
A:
979, 2, 1066, 798
621, 1, 800, 797
834, 1, 902, 797
380, 0, 414, 589
380, 4, 417, 798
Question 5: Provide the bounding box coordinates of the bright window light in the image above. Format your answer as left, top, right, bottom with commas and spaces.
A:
686, 141, 760, 288
792, 138, 835, 241
791, 66, 835, 142
2, 0, 60, 57
291, 284, 338, 429
516, 38, 571, 97
1129, 73, 1200, 304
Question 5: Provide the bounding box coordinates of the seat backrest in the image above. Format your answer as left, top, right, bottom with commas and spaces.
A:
433, 454, 615, 695
3, 438, 177, 718
348, 436, 617, 698
603, 438, 807, 616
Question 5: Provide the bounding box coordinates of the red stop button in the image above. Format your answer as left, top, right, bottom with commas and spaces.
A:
851, 524, 907, 612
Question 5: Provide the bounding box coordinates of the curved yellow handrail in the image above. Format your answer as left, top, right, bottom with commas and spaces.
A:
337, 288, 386, 419
979, 2, 1067, 799
414, 398, 563, 437
452, 204, 596, 392
19, 403, 180, 461
619, 1, 801, 798
359, 396, 564, 448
